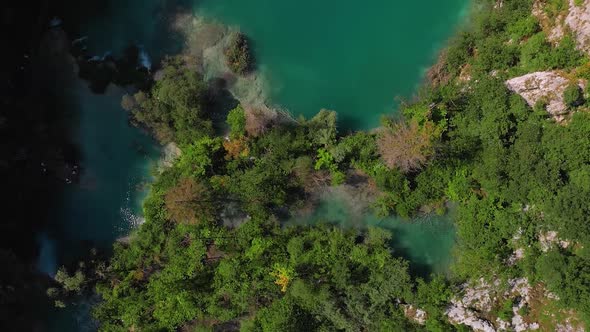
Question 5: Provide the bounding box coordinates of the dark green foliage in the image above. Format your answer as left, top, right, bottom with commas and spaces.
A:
536, 250, 590, 321
520, 33, 585, 72
519, 32, 555, 71
128, 57, 213, 145
563, 84, 584, 107
306, 109, 338, 148
414, 275, 455, 330
94, 198, 417, 331
506, 15, 539, 41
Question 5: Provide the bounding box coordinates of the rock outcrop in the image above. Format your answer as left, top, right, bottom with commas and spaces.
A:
445, 277, 586, 331
446, 278, 499, 332
403, 305, 428, 325
538, 230, 571, 252
446, 303, 496, 332
446, 278, 540, 332
505, 71, 583, 121
565, 0, 590, 54
534, 0, 590, 55
159, 142, 182, 169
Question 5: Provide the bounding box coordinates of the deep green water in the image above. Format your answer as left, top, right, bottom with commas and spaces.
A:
55, 83, 159, 252
41, 0, 467, 329
196, 0, 469, 128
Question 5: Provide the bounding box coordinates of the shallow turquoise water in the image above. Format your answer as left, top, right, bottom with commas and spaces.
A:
293, 197, 456, 277
196, 0, 469, 128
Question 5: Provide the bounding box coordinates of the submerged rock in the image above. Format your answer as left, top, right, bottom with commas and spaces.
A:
159, 142, 182, 169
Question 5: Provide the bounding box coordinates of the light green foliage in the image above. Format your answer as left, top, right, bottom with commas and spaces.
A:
497, 299, 515, 321
227, 105, 247, 138
314, 148, 336, 171
445, 167, 471, 203
306, 109, 338, 148
315, 148, 345, 185
545, 0, 568, 17
518, 32, 585, 73
519, 32, 554, 71
48, 262, 101, 308
507, 15, 539, 40
330, 131, 379, 170
55, 267, 85, 294
176, 137, 223, 178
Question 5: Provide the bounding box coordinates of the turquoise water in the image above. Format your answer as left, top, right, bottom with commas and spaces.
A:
47, 82, 159, 258
293, 197, 456, 277
196, 0, 469, 128
41, 82, 159, 331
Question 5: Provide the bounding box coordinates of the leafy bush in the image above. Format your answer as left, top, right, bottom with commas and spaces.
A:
563, 84, 584, 107
226, 105, 247, 138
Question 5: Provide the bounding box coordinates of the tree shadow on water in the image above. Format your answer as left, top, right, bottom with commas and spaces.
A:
205, 77, 240, 135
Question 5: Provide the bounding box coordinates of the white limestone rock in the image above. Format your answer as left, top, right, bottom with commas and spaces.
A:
565, 0, 590, 54
539, 230, 571, 252
159, 142, 182, 169
533, 0, 590, 55
505, 71, 583, 122
403, 305, 428, 325
446, 303, 496, 332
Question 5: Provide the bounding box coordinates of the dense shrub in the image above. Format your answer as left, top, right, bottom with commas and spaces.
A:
563, 84, 584, 107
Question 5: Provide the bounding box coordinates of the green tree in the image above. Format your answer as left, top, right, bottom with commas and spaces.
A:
227, 105, 247, 138
563, 84, 583, 108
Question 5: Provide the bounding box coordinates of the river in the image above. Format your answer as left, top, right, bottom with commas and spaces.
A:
40, 0, 467, 330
